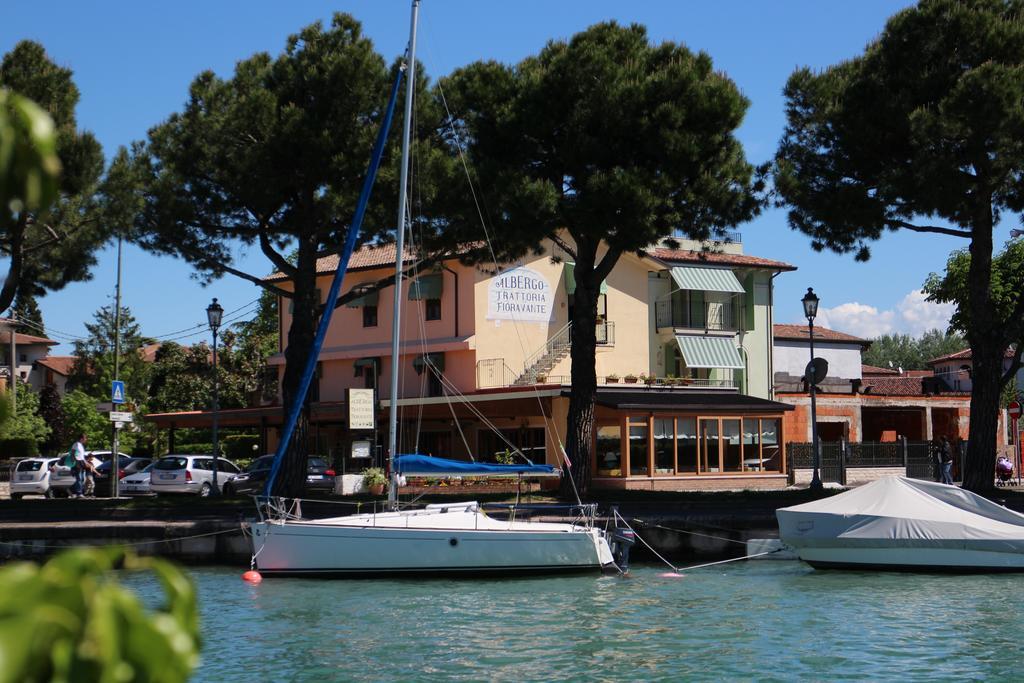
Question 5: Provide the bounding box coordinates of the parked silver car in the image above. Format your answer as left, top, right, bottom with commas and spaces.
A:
119, 461, 155, 495
149, 455, 240, 496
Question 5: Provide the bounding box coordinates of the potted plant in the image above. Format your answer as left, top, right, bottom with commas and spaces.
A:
362, 467, 387, 496
623, 373, 638, 384
535, 373, 548, 383
606, 373, 619, 384
640, 373, 656, 386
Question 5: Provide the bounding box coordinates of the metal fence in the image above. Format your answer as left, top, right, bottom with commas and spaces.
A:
788, 439, 940, 484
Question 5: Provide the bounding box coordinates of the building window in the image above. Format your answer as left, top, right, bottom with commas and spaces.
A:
18, 353, 26, 363
425, 298, 442, 321
595, 425, 622, 476
653, 418, 675, 474
362, 305, 378, 328
426, 371, 443, 397
628, 418, 649, 476
676, 417, 698, 473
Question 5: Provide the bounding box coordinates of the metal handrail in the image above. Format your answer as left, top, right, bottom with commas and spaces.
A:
521, 321, 573, 373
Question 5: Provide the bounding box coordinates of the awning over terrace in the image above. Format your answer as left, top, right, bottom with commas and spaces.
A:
669, 265, 744, 293
675, 334, 745, 369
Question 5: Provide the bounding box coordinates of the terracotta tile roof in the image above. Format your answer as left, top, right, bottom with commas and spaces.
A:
928, 346, 1018, 365
139, 343, 162, 363
860, 373, 967, 397
12, 332, 58, 345
34, 355, 76, 376
646, 248, 797, 272
773, 323, 871, 346
862, 364, 900, 376
265, 242, 485, 282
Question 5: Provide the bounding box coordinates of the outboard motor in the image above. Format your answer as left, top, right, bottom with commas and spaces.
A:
608, 507, 636, 572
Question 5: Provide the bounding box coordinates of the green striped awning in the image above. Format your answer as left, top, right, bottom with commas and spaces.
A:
675, 335, 745, 369
670, 266, 744, 294
408, 273, 443, 300
344, 285, 379, 308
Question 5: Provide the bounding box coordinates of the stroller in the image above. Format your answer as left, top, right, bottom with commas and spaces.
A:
996, 455, 1014, 487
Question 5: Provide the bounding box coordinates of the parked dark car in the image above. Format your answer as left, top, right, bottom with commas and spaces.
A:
223, 455, 335, 496
93, 456, 152, 497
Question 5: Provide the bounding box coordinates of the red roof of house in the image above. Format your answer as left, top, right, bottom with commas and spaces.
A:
35, 355, 76, 376
860, 373, 966, 397
646, 248, 797, 272
862, 364, 900, 376
928, 346, 1018, 365
12, 332, 58, 345
773, 324, 871, 346
265, 242, 485, 282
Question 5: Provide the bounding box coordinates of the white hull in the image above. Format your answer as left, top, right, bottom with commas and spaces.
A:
791, 544, 1024, 572
250, 502, 615, 576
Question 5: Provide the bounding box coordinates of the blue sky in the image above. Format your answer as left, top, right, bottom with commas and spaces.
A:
4, 0, 1003, 353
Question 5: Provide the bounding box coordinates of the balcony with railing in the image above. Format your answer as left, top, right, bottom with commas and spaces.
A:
655, 300, 741, 331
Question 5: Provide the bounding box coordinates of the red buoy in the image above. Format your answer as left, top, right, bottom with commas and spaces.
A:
242, 570, 263, 584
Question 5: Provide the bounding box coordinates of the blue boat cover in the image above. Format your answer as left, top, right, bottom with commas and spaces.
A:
394, 454, 557, 476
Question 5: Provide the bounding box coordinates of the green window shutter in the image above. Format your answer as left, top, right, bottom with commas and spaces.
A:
691, 290, 705, 328
743, 274, 756, 331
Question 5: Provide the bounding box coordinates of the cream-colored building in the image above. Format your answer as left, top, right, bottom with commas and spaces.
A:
249, 234, 798, 491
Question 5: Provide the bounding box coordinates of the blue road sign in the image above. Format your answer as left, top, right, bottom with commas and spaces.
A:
112, 380, 125, 404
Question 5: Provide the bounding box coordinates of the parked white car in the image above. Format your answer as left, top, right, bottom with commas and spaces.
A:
149, 455, 240, 496
119, 461, 155, 495
47, 450, 131, 492
9, 457, 65, 499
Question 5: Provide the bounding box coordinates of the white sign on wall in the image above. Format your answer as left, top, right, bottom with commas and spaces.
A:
486, 266, 554, 323
347, 388, 375, 430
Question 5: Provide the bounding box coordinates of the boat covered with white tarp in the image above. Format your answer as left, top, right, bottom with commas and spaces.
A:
777, 476, 1024, 571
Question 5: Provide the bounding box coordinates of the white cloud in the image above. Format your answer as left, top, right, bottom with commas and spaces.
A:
813, 289, 954, 339
894, 289, 955, 336
816, 302, 895, 338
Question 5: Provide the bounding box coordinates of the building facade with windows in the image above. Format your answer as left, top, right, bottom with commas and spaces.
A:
149, 234, 797, 491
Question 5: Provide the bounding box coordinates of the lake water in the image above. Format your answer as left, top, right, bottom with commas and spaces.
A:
129, 562, 1024, 681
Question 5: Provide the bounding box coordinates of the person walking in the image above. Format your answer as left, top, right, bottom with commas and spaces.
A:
83, 452, 101, 498
940, 436, 954, 485
69, 432, 88, 498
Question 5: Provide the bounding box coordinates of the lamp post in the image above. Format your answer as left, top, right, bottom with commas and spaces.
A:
207, 298, 223, 496
802, 288, 823, 491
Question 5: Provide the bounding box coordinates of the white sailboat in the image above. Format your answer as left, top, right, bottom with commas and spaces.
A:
248, 0, 623, 577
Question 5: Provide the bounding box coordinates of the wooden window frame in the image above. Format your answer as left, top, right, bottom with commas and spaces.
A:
606, 412, 786, 478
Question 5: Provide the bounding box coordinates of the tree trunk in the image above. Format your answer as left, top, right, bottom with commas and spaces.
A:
561, 244, 599, 499
270, 243, 319, 498
962, 341, 1003, 494
961, 201, 1000, 494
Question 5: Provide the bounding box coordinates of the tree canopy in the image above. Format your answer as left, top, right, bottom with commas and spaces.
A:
0, 41, 110, 314
773, 0, 1024, 491
112, 13, 453, 495
440, 21, 761, 494
862, 329, 967, 371
924, 239, 1024, 385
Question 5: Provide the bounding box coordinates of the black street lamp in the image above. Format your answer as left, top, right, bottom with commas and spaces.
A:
802, 287, 823, 492
207, 298, 223, 496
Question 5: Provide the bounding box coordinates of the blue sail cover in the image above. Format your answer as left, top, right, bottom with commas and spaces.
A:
394, 454, 558, 477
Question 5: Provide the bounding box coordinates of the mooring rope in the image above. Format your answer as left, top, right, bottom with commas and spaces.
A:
632, 519, 751, 547
616, 510, 784, 574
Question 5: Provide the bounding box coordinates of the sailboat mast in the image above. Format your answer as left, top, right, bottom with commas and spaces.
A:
388, 0, 420, 509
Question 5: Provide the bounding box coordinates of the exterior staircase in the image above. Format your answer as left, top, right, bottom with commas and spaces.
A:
513, 323, 572, 386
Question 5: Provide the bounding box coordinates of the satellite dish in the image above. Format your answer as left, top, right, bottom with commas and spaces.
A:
805, 357, 829, 386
